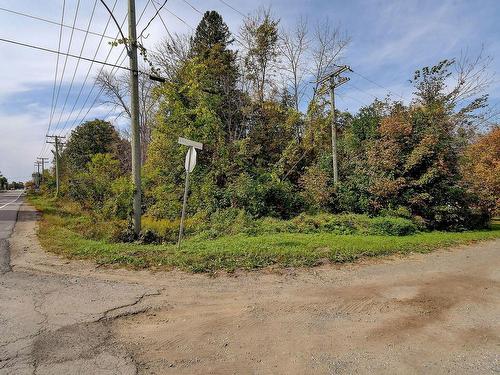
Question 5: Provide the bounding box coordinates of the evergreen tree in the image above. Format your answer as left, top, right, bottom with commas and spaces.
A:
191, 11, 233, 57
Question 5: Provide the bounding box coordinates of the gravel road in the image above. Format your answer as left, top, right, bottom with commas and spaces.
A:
1, 196, 499, 374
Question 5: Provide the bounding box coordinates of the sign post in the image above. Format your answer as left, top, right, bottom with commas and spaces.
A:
177, 137, 203, 249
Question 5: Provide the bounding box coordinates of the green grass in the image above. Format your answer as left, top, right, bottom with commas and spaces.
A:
28, 195, 500, 273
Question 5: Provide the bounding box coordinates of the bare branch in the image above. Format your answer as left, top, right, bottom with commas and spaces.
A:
278, 17, 309, 110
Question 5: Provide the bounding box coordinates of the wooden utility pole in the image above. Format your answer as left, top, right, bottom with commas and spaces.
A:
128, 0, 142, 236
319, 65, 351, 184
34, 161, 41, 188
37, 157, 48, 183
47, 135, 65, 198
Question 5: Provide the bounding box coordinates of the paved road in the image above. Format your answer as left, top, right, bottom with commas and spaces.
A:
0, 194, 156, 374
0, 190, 24, 273
1, 193, 499, 374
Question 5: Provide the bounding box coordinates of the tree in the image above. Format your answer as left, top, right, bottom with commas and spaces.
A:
310, 20, 350, 101
240, 7, 279, 103
336, 58, 492, 229
152, 32, 191, 81
0, 172, 7, 190
460, 126, 500, 215
96, 67, 158, 163
62, 119, 122, 173
191, 11, 233, 56
278, 18, 308, 111
190, 11, 242, 142
67, 153, 126, 215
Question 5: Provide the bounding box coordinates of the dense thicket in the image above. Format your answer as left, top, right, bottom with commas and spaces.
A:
49, 10, 497, 234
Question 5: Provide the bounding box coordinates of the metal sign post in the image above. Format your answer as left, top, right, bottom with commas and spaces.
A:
177, 137, 203, 249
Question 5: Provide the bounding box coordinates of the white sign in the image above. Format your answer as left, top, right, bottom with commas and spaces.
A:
185, 147, 197, 173
178, 137, 203, 150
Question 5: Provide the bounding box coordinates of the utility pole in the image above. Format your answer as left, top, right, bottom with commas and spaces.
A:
318, 65, 351, 184
34, 161, 41, 188
46, 135, 65, 198
37, 157, 48, 183
128, 0, 142, 236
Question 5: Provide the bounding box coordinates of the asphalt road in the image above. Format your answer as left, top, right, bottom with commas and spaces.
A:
0, 190, 24, 273
0, 194, 156, 374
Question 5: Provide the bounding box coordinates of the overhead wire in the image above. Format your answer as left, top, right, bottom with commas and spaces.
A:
56, 0, 124, 137
150, 0, 174, 40
218, 0, 246, 18
0, 37, 134, 73
350, 69, 405, 100
176, 0, 249, 49
39, 0, 65, 158
98, 0, 129, 53
52, 0, 99, 135
139, 0, 167, 39
0, 6, 116, 41
47, 0, 82, 138
60, 0, 153, 139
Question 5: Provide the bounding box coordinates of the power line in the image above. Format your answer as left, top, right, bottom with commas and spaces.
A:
139, 0, 166, 39
336, 92, 371, 108
56, 0, 122, 137
98, 0, 129, 54
218, 0, 246, 18
59, 0, 152, 139
150, 0, 174, 40
0, 38, 133, 73
178, 0, 249, 49
0, 6, 116, 41
39, 0, 66, 159
162, 4, 195, 30
350, 69, 405, 100
181, 0, 202, 15
52, 0, 99, 135
47, 0, 82, 137
348, 83, 378, 100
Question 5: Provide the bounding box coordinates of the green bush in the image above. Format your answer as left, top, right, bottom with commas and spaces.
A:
141, 211, 209, 243
367, 216, 418, 236
228, 173, 304, 219
225, 213, 418, 237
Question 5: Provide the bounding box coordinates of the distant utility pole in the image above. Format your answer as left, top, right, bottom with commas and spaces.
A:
46, 135, 65, 198
128, 0, 142, 236
318, 65, 351, 184
34, 161, 41, 188
37, 157, 48, 183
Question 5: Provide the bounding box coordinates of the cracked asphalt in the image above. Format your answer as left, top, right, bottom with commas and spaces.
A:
1, 190, 499, 374
0, 192, 158, 374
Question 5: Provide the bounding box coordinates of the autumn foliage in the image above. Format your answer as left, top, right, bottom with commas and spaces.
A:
460, 127, 500, 215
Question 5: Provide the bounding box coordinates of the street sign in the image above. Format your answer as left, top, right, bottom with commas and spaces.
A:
184, 147, 197, 173
178, 137, 203, 150
177, 137, 203, 249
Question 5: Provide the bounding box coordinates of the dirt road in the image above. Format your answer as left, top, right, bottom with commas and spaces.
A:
1, 201, 499, 374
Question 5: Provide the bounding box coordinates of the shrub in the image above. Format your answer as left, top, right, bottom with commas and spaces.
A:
321, 215, 358, 235
367, 216, 417, 236
141, 211, 209, 243
140, 229, 162, 244
102, 177, 134, 220
207, 208, 253, 238
142, 216, 180, 243
228, 173, 304, 218
299, 164, 332, 212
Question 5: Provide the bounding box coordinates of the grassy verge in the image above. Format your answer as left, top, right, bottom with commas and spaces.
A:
28, 195, 500, 273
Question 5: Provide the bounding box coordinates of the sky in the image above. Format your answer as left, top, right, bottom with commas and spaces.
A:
0, 0, 499, 181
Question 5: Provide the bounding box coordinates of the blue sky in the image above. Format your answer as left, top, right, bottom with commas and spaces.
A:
0, 0, 499, 181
